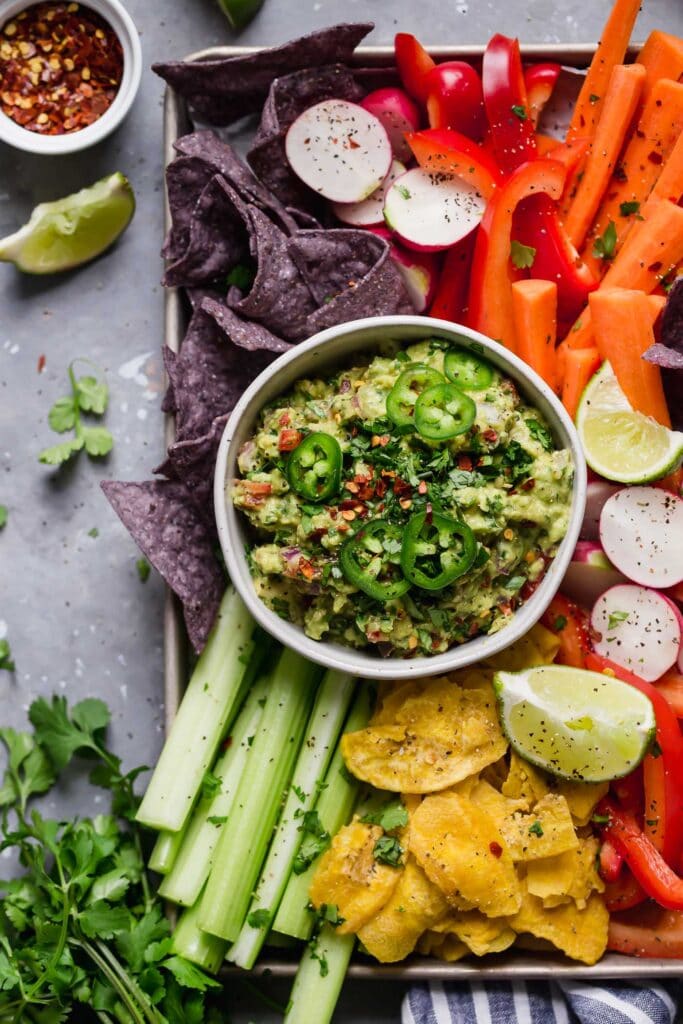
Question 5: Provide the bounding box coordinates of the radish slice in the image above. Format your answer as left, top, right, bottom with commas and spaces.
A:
383, 167, 485, 252
360, 87, 420, 163
364, 225, 439, 312
285, 99, 392, 204
561, 541, 627, 607
332, 159, 405, 227
599, 486, 683, 588
591, 583, 681, 681
581, 480, 621, 542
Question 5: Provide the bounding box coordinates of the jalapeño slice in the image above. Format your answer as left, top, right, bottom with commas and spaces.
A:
401, 511, 477, 590
444, 346, 495, 390
287, 431, 342, 502
386, 363, 444, 430
414, 382, 476, 440
340, 519, 411, 601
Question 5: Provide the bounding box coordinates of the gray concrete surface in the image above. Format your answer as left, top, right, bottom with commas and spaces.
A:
2, 1, 683, 1021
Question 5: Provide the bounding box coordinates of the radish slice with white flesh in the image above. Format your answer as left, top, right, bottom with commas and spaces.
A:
285, 99, 392, 204
599, 486, 683, 588
383, 167, 485, 252
581, 480, 621, 542
332, 159, 405, 227
360, 87, 420, 163
561, 541, 627, 608
591, 583, 681, 681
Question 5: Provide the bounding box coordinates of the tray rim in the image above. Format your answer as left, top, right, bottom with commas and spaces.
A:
161, 40, 683, 981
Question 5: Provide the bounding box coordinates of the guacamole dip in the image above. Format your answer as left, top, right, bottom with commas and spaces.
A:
232, 338, 573, 657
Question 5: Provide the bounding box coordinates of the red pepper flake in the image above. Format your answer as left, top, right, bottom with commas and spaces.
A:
37, 353, 46, 373
0, 2, 123, 135
647, 150, 664, 165
489, 842, 503, 858
298, 558, 316, 580
278, 428, 302, 452
458, 455, 473, 471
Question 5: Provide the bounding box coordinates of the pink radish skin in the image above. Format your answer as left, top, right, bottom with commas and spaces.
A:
581, 480, 621, 542
332, 159, 406, 227
364, 225, 438, 312
383, 167, 485, 253
599, 486, 683, 588
360, 88, 420, 163
561, 541, 628, 607
285, 99, 392, 204
660, 594, 683, 673
591, 583, 681, 682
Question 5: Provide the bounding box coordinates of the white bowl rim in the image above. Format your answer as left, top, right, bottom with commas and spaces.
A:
214, 314, 587, 680
0, 0, 141, 154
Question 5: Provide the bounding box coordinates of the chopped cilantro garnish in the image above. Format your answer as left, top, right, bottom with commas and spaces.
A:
292, 810, 330, 875
0, 637, 15, 672
553, 614, 568, 632
226, 262, 255, 291
201, 769, 222, 800
396, 184, 412, 200
136, 557, 151, 583
361, 799, 409, 832
247, 908, 271, 929
510, 239, 536, 269
373, 835, 404, 867
592, 220, 617, 261
619, 200, 640, 217
607, 610, 629, 630
511, 104, 527, 120
0, 505, 7, 529
526, 418, 553, 450
528, 820, 544, 837
87, 526, 99, 538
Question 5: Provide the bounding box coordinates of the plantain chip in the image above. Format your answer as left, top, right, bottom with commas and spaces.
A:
508, 885, 609, 965
498, 794, 579, 861
551, 778, 610, 827
357, 856, 449, 963
409, 788, 522, 917
341, 673, 507, 793
483, 623, 560, 672
432, 909, 516, 957
526, 837, 605, 909
309, 820, 402, 934
501, 750, 550, 808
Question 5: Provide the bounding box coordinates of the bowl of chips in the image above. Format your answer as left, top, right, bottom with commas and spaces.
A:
214, 314, 586, 679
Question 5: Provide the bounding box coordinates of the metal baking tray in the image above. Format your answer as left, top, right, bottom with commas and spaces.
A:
162, 41, 682, 980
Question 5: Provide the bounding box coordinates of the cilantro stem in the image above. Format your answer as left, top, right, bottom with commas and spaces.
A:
92, 938, 163, 1024
75, 938, 149, 1024
67, 363, 84, 443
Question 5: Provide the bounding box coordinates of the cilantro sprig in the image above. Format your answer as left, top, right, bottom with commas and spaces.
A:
0, 697, 224, 1023
510, 239, 536, 269
39, 360, 114, 467
592, 220, 617, 261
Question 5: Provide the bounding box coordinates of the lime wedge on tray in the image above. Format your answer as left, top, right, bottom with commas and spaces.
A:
493, 665, 656, 783
576, 361, 683, 483
0, 172, 135, 274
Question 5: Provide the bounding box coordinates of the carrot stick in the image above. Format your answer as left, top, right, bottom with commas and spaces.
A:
566, 0, 642, 144
589, 287, 671, 426
562, 345, 601, 418
637, 30, 683, 102
536, 133, 558, 156
582, 80, 683, 278
566, 199, 683, 348
511, 279, 558, 392
564, 64, 645, 250
649, 128, 683, 205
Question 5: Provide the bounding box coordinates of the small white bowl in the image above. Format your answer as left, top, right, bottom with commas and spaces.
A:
0, 0, 141, 154
215, 315, 586, 680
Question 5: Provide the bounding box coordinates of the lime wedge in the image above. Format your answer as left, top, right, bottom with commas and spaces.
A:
493, 664, 656, 783
0, 172, 135, 274
576, 361, 683, 484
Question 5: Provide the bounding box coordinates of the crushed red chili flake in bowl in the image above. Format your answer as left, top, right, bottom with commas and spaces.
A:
0, 0, 140, 153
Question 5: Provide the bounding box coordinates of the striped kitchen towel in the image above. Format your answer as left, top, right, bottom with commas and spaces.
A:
403, 981, 680, 1024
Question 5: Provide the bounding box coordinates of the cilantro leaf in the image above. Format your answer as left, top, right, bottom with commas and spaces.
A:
592, 220, 617, 260
528, 820, 544, 837
292, 810, 330, 874
79, 901, 131, 939
510, 239, 536, 269
29, 696, 110, 771
201, 770, 221, 801
0, 504, 6, 529
0, 637, 15, 672
373, 835, 404, 867
75, 375, 108, 414
607, 610, 629, 630
40, 361, 113, 468
38, 436, 84, 466
136, 557, 151, 582
511, 104, 527, 120
0, 728, 56, 812
81, 425, 114, 458
526, 418, 553, 450
619, 200, 640, 217
396, 184, 411, 200
247, 908, 271, 929
163, 956, 221, 991
48, 396, 77, 433
226, 263, 255, 291
361, 799, 408, 832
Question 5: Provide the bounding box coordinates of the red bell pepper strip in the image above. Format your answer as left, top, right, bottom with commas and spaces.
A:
482, 34, 537, 175
394, 33, 435, 103
610, 764, 643, 818
406, 128, 502, 200
655, 671, 683, 718
598, 838, 624, 883
587, 652, 683, 870
541, 592, 591, 669
603, 869, 647, 913
608, 902, 683, 959
524, 62, 561, 128
598, 797, 683, 911
542, 137, 590, 179
425, 61, 486, 140
467, 158, 566, 351
428, 232, 476, 324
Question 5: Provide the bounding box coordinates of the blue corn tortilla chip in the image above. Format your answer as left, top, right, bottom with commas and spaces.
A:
288, 228, 415, 334
247, 64, 363, 211
161, 346, 177, 414
101, 479, 225, 653
164, 414, 229, 525
201, 297, 292, 354
644, 276, 683, 429
152, 23, 373, 123
162, 156, 214, 262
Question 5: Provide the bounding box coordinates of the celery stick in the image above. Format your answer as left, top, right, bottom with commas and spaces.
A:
159, 672, 270, 907
199, 648, 320, 942
274, 684, 372, 940
137, 587, 256, 833
171, 898, 226, 973
227, 670, 356, 969
148, 829, 181, 875
284, 925, 355, 1024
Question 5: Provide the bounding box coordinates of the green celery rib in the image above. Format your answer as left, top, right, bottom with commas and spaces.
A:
148, 830, 181, 875
136, 587, 255, 833
171, 898, 226, 973
284, 924, 355, 1024
199, 648, 320, 942
227, 670, 356, 970
274, 684, 373, 940
159, 672, 270, 906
